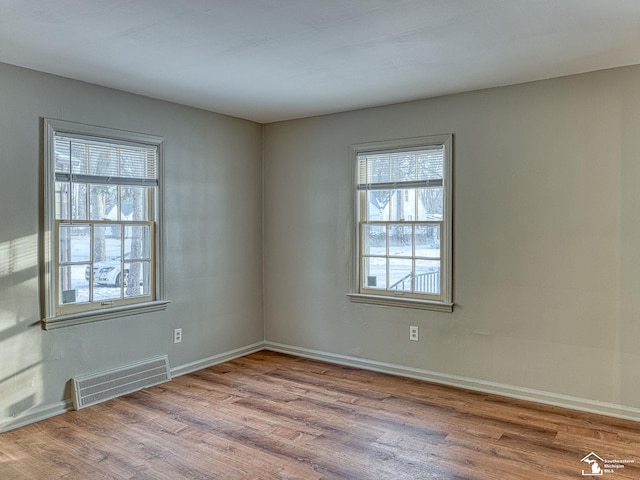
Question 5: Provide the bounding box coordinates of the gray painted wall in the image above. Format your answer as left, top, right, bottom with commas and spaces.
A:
3, 60, 640, 430
0, 62, 264, 430
263, 65, 640, 412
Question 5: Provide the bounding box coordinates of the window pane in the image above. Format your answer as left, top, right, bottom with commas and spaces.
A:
57, 182, 88, 221
93, 224, 122, 262
363, 224, 386, 256
415, 260, 441, 295
363, 257, 387, 289
92, 230, 123, 301
71, 183, 88, 220
59, 224, 90, 263
70, 141, 88, 175
125, 261, 150, 298
417, 187, 443, 220
362, 154, 390, 184
55, 182, 70, 220
415, 224, 440, 258
120, 150, 146, 178
390, 152, 415, 183
389, 224, 412, 257
125, 225, 150, 260
93, 260, 123, 289
366, 190, 390, 221
389, 189, 415, 221
416, 149, 444, 180
54, 140, 71, 173
88, 144, 118, 176
122, 186, 148, 221
93, 282, 121, 301
388, 258, 412, 291
59, 265, 89, 304
90, 185, 118, 220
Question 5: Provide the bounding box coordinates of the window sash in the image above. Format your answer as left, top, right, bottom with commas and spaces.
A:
55, 220, 155, 315
359, 219, 444, 301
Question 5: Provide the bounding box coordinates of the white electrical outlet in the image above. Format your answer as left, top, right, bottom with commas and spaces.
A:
173, 328, 183, 344
409, 326, 419, 341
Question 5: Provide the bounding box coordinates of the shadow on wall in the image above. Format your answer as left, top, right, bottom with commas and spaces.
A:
0, 232, 46, 429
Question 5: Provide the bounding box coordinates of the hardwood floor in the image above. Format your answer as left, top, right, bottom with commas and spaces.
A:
1, 351, 638, 479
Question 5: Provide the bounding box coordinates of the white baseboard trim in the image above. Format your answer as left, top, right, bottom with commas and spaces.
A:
264, 341, 640, 423
170, 341, 266, 378
0, 400, 73, 433
4, 341, 637, 432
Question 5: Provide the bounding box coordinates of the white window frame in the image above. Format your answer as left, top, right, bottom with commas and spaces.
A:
348, 134, 453, 312
41, 119, 170, 329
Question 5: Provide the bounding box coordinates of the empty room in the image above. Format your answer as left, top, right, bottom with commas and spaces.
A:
1, 1, 640, 478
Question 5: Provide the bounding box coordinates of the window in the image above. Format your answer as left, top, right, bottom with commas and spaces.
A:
349, 135, 453, 312
42, 119, 169, 329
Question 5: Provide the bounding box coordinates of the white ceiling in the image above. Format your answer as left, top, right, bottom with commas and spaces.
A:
2, 0, 640, 123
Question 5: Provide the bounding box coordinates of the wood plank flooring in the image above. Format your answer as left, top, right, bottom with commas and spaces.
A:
1, 351, 638, 479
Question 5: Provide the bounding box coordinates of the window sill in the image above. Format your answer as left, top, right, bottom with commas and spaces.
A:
41, 300, 171, 330
347, 293, 453, 313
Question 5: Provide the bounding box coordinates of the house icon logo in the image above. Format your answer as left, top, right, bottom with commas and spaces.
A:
581, 452, 604, 476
